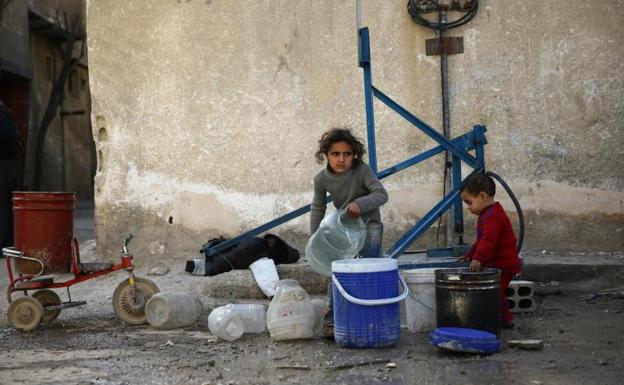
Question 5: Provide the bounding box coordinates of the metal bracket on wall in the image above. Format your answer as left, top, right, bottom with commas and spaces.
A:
426, 37, 464, 56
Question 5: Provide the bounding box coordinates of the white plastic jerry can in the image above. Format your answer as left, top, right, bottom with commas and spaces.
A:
267, 279, 316, 341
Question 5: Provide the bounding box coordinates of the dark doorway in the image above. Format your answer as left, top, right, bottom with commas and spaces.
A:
0, 70, 30, 189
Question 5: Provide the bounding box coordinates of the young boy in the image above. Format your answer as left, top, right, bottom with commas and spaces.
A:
459, 172, 521, 328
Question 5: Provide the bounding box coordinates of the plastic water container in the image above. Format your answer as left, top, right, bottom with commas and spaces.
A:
208, 304, 267, 341
401, 268, 438, 332
310, 298, 328, 337
332, 258, 409, 348
267, 279, 316, 341
249, 257, 279, 297
305, 209, 367, 277
13, 192, 75, 274
145, 292, 204, 330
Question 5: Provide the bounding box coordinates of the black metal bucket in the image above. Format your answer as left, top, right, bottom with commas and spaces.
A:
435, 268, 501, 336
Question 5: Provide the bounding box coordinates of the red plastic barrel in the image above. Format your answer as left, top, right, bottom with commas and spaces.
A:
13, 192, 75, 275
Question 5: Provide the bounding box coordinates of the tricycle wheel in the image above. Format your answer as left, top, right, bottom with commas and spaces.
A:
8, 296, 44, 332
113, 277, 159, 325
32, 289, 62, 322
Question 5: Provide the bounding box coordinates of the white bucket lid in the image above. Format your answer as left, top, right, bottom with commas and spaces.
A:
332, 258, 397, 273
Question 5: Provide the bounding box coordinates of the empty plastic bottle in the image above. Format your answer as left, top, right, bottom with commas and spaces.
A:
208, 304, 267, 341
186, 258, 206, 276
267, 279, 316, 341
249, 257, 279, 297
145, 292, 204, 330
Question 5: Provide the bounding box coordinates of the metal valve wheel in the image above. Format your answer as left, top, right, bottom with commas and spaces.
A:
8, 296, 44, 332
112, 277, 159, 325
32, 289, 62, 323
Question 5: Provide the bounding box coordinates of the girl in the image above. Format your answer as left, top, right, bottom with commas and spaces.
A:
310, 128, 388, 338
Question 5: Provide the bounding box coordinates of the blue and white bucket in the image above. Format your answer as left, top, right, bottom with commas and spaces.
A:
332, 258, 409, 348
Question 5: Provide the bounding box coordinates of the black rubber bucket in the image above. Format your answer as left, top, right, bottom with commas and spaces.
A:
435, 268, 501, 336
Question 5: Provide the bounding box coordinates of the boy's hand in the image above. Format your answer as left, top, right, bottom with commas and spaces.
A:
346, 202, 361, 218
469, 260, 482, 272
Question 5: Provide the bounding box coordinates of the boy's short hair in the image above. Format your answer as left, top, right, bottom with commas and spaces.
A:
461, 172, 496, 197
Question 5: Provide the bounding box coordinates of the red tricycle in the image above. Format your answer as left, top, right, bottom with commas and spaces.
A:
3, 234, 159, 331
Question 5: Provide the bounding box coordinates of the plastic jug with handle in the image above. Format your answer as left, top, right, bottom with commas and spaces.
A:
305, 209, 367, 277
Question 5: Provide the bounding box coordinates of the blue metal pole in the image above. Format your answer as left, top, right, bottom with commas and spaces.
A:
372, 86, 480, 169
377, 130, 479, 179
203, 129, 483, 256
386, 188, 461, 259
359, 28, 377, 174
202, 197, 332, 256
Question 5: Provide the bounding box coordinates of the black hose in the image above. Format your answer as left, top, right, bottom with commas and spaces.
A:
486, 171, 525, 252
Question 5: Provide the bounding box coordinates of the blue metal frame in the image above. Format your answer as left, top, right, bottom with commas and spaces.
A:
359, 27, 484, 261
201, 128, 484, 256
202, 27, 488, 264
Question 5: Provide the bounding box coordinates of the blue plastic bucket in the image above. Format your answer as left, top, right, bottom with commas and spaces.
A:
332, 258, 409, 348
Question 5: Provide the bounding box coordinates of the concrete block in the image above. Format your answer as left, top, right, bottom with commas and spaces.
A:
505, 280, 536, 313
202, 263, 329, 299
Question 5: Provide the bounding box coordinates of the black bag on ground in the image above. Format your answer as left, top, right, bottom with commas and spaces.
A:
185, 234, 299, 276
264, 234, 300, 264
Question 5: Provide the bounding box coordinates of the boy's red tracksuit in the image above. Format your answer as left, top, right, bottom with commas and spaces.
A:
465, 202, 521, 324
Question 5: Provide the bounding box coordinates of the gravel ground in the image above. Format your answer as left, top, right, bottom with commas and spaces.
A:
0, 242, 623, 385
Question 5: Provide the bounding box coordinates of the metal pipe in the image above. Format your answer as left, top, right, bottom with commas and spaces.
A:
356, 0, 362, 30
360, 28, 378, 174
439, 10, 454, 248
363, 64, 377, 174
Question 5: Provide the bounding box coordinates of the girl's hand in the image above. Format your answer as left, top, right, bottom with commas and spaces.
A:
469, 260, 482, 272
346, 202, 361, 218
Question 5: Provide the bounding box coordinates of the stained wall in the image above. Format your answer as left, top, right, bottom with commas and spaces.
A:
87, 0, 624, 258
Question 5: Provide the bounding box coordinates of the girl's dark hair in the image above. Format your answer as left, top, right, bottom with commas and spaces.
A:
315, 128, 366, 165
461, 172, 496, 196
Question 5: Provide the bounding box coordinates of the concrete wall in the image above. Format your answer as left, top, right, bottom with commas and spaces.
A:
87, 0, 624, 259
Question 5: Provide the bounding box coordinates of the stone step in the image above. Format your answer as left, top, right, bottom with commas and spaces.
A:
199, 256, 624, 299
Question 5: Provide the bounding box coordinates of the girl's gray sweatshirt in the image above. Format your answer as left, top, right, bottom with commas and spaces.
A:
310, 163, 388, 234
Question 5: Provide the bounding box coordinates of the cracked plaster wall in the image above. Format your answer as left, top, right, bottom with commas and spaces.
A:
87, 0, 624, 259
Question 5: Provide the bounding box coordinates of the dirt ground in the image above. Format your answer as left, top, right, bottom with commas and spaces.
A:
1, 248, 623, 385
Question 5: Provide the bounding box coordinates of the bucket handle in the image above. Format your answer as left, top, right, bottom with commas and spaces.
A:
331, 273, 409, 306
